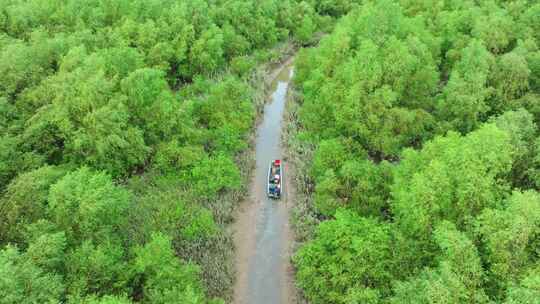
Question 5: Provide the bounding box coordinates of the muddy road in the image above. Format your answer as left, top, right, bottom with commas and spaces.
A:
233, 60, 296, 304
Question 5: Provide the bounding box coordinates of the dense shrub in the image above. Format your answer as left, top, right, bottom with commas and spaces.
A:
291, 0, 540, 302
0, 0, 356, 302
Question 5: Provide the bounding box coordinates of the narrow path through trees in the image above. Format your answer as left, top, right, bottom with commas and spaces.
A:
233, 59, 296, 304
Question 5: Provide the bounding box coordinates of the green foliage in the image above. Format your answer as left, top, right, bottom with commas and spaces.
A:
314, 158, 392, 218
0, 97, 15, 132
393, 124, 514, 231
293, 210, 392, 304
490, 109, 538, 188
229, 55, 256, 77
5, 0, 539, 302
48, 167, 131, 244
491, 52, 531, 109
0, 135, 44, 190
25, 231, 66, 273
190, 25, 225, 76
120, 68, 178, 145
190, 154, 241, 200
311, 0, 360, 17
534, 137, 540, 188
66, 240, 129, 298
133, 233, 207, 304
0, 245, 64, 304
127, 184, 218, 245
472, 4, 516, 55
391, 124, 514, 269
291, 0, 540, 303
0, 0, 359, 302
0, 31, 62, 99
152, 142, 206, 175
0, 0, 339, 183
79, 295, 133, 304
291, 0, 540, 302
290, 2, 318, 45
433, 222, 486, 297
475, 191, 540, 298
505, 267, 540, 304
310, 138, 355, 182
391, 222, 489, 304
438, 39, 493, 133
193, 76, 255, 154
0, 165, 66, 244
297, 0, 440, 157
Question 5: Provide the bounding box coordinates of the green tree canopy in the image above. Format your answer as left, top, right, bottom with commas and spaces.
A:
392, 124, 514, 243
47, 167, 131, 244
0, 165, 66, 244
133, 233, 209, 304
293, 210, 392, 304
475, 191, 540, 298
391, 222, 489, 304
0, 245, 64, 304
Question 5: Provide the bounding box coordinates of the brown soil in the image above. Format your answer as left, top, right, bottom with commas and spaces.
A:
232, 58, 296, 304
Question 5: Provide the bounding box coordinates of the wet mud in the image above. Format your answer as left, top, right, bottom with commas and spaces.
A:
233, 61, 296, 304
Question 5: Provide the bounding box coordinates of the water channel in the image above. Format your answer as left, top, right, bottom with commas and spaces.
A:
233, 61, 295, 304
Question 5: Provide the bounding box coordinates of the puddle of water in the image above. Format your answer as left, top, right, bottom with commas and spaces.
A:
234, 61, 295, 304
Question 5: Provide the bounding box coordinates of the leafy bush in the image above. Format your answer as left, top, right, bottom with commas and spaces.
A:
294, 210, 392, 304
290, 0, 540, 302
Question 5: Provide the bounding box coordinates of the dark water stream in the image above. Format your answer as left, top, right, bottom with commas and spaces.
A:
234, 61, 295, 304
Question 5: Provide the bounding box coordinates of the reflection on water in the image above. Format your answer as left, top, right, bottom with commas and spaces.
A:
246, 63, 294, 304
